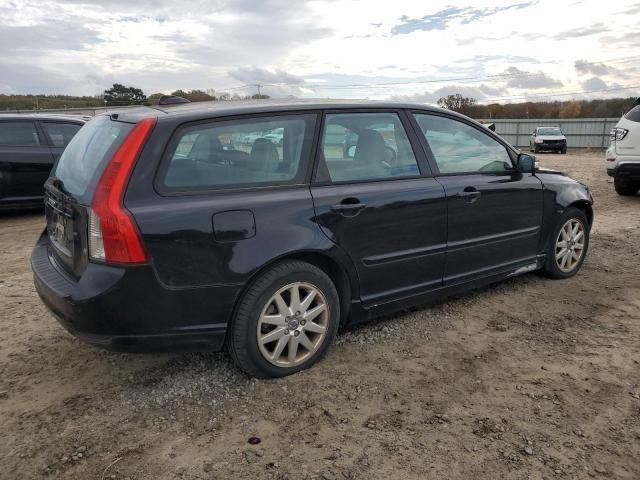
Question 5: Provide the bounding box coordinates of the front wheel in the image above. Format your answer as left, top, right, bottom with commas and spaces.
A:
227, 260, 340, 378
614, 177, 639, 196
542, 208, 589, 279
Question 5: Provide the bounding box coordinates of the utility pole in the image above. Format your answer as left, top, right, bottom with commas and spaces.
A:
255, 83, 262, 96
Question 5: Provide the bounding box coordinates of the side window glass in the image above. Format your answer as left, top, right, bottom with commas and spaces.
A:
42, 122, 82, 147
413, 114, 513, 174
0, 122, 40, 146
163, 115, 315, 190
318, 112, 420, 183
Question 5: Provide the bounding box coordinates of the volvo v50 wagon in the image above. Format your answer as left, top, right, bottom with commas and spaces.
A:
32, 100, 593, 378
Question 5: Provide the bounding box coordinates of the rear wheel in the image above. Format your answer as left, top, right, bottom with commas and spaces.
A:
542, 207, 589, 279
614, 177, 639, 196
561, 145, 567, 154
227, 260, 339, 378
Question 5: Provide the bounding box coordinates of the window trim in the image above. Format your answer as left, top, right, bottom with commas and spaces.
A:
0, 120, 43, 147
408, 110, 519, 177
154, 111, 320, 196
311, 108, 430, 187
39, 120, 84, 148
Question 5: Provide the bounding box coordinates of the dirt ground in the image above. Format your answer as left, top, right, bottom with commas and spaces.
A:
1, 151, 640, 480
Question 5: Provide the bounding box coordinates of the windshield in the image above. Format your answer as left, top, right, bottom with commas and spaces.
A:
52, 116, 133, 204
537, 127, 562, 136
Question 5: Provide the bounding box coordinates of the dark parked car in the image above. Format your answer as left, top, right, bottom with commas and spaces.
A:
0, 114, 87, 210
31, 100, 593, 378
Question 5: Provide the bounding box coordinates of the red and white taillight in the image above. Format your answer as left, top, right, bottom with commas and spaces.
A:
610, 127, 629, 141
88, 117, 156, 264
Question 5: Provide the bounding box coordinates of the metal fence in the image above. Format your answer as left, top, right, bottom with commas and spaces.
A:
481, 118, 620, 150
3, 106, 621, 150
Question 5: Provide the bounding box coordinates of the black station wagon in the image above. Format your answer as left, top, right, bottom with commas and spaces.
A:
32, 99, 593, 378
0, 114, 86, 210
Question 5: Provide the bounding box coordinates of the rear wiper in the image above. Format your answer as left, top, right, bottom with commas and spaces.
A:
52, 177, 66, 192
48, 177, 77, 204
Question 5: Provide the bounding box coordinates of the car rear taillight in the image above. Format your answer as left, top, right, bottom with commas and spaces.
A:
89, 117, 156, 264
610, 128, 629, 141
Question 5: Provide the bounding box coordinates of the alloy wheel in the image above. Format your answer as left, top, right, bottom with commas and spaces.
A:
555, 219, 585, 273
257, 282, 329, 367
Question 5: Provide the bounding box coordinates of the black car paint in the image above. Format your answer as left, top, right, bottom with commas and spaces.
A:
32, 101, 593, 351
0, 115, 85, 210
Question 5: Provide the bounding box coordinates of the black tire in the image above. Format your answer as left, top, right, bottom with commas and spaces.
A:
542, 207, 590, 279
561, 145, 567, 154
614, 177, 639, 196
534, 145, 540, 154
227, 260, 340, 378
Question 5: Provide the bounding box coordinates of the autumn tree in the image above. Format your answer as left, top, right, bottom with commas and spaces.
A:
437, 94, 476, 115
559, 101, 582, 118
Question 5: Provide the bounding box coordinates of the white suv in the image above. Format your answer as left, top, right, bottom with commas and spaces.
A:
530, 127, 567, 154
606, 101, 640, 196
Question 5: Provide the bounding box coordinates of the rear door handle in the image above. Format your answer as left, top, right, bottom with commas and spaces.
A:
330, 202, 367, 215
457, 188, 481, 202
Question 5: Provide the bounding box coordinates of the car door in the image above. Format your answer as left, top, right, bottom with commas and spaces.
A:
411, 112, 543, 286
310, 110, 447, 306
0, 120, 54, 200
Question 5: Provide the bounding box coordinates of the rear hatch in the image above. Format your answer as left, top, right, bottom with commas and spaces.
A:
614, 105, 640, 157
44, 115, 135, 278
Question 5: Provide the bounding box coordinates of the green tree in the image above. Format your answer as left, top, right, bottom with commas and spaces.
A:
103, 84, 146, 106
146, 93, 165, 105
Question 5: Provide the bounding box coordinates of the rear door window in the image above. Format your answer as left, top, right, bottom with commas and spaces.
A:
317, 112, 420, 183
52, 115, 133, 204
0, 121, 40, 146
41, 122, 82, 147
160, 114, 316, 191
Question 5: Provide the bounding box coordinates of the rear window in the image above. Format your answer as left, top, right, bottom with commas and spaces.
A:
625, 105, 640, 122
42, 122, 82, 147
160, 114, 316, 192
0, 121, 40, 146
52, 115, 133, 204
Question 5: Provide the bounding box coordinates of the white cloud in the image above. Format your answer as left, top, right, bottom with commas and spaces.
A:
0, 0, 638, 103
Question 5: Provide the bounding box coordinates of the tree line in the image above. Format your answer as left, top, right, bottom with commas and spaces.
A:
437, 93, 639, 119
0, 83, 270, 111
1, 84, 637, 118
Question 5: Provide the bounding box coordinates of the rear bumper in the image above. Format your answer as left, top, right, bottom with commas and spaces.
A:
31, 231, 237, 352
606, 161, 640, 180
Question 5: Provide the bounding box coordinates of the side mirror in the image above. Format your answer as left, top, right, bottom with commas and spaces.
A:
517, 153, 536, 173
346, 145, 357, 158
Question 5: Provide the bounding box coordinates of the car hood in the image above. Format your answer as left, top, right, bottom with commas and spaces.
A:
536, 167, 565, 176
536, 168, 592, 195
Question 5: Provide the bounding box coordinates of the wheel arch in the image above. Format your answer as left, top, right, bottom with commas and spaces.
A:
230, 250, 358, 328
568, 199, 593, 227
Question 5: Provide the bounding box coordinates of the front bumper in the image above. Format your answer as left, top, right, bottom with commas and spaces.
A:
536, 140, 566, 150
31, 231, 235, 352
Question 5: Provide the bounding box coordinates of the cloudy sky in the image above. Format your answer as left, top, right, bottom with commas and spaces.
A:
1, 0, 639, 104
